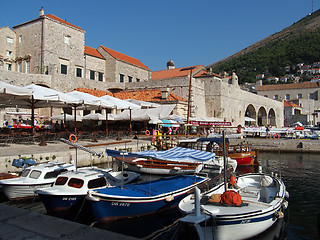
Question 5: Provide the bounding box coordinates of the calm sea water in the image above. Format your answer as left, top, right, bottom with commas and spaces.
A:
91, 152, 320, 240
258, 152, 320, 240
41, 152, 319, 239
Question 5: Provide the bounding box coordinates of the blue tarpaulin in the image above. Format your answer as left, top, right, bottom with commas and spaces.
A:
106, 147, 215, 162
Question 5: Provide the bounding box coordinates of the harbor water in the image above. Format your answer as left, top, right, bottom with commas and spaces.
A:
2, 152, 319, 239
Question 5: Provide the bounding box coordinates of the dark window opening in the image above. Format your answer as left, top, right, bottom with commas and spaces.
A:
88, 177, 107, 189
61, 64, 67, 74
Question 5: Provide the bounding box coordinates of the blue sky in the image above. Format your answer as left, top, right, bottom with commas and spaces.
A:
1, 0, 319, 71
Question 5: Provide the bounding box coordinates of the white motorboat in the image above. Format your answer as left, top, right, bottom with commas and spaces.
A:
0, 162, 75, 200
35, 167, 140, 212
178, 173, 289, 240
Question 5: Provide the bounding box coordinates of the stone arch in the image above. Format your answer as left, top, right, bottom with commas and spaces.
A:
257, 107, 267, 126
268, 108, 276, 126
245, 104, 256, 119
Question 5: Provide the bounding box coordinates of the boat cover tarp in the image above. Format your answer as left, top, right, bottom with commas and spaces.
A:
93, 175, 205, 197
197, 138, 229, 145
105, 147, 215, 162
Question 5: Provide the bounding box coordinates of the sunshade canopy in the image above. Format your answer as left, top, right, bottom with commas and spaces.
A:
245, 117, 256, 122
51, 114, 83, 122
66, 91, 114, 109
100, 95, 140, 110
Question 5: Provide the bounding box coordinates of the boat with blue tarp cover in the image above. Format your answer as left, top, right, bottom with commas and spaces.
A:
106, 147, 237, 175
86, 174, 209, 222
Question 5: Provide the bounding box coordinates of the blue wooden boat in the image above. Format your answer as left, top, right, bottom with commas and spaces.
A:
86, 174, 209, 222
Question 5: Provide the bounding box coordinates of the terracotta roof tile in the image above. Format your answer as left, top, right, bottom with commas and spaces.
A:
258, 81, 320, 91
100, 45, 150, 70
284, 100, 301, 108
84, 46, 104, 59
193, 69, 222, 78
45, 14, 83, 30
151, 65, 204, 80
114, 89, 187, 102
75, 88, 112, 97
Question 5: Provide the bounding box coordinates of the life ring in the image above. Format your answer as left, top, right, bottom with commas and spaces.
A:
69, 134, 77, 143
273, 134, 280, 139
145, 130, 150, 136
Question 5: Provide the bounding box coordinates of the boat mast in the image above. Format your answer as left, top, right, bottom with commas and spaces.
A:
223, 130, 227, 191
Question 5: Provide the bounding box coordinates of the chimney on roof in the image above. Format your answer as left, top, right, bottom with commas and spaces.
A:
161, 88, 170, 100
39, 7, 44, 17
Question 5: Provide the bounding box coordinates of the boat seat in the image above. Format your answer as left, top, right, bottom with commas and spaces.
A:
239, 186, 260, 201
259, 186, 275, 203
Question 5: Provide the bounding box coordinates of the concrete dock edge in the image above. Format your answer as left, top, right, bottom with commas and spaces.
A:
0, 203, 137, 239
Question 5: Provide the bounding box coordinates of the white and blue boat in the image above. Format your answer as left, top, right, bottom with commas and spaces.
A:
178, 173, 289, 240
87, 174, 209, 222
0, 162, 75, 200
35, 167, 140, 213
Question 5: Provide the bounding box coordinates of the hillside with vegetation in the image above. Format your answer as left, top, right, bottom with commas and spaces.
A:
208, 9, 320, 84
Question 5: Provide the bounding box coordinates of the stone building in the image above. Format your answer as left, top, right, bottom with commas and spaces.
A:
132, 61, 284, 127
0, 26, 16, 71
0, 8, 151, 92
0, 8, 284, 128
257, 80, 320, 126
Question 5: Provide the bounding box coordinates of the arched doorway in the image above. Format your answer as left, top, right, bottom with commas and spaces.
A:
268, 108, 276, 126
245, 104, 256, 119
257, 107, 267, 126
245, 104, 257, 126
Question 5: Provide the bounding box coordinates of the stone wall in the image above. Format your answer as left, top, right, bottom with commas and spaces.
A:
204, 77, 284, 127
0, 27, 16, 71
14, 20, 42, 74
98, 46, 151, 84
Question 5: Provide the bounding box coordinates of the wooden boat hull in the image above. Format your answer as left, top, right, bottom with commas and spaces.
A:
117, 157, 203, 175
87, 175, 208, 222
229, 152, 256, 165
227, 146, 259, 166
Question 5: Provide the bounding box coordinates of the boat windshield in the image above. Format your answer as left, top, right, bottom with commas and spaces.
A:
88, 177, 107, 189
44, 170, 65, 179
29, 170, 41, 179
68, 178, 84, 189
21, 169, 30, 177
55, 176, 68, 186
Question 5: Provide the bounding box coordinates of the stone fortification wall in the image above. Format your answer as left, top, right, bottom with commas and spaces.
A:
0, 69, 51, 86
203, 78, 223, 118
205, 78, 284, 127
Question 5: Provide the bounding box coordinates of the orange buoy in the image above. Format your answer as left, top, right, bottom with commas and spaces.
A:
69, 134, 77, 143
